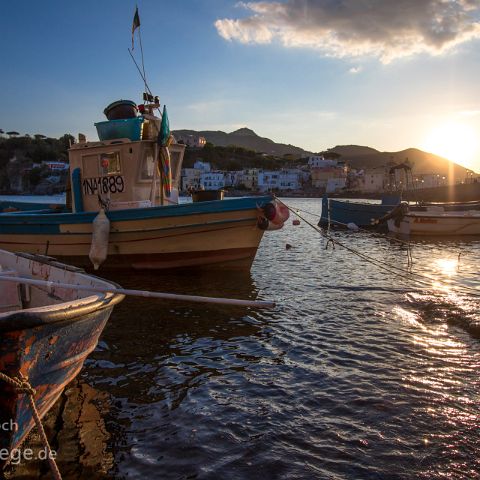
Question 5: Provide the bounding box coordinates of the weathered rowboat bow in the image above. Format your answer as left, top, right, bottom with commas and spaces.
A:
0, 252, 124, 466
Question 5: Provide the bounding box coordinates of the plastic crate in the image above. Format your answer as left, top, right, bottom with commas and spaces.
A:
95, 117, 144, 141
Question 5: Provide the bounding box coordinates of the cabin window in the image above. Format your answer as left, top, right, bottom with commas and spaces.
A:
140, 147, 155, 179
100, 152, 121, 175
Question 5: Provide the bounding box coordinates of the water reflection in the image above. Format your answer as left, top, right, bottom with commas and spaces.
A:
7, 198, 480, 479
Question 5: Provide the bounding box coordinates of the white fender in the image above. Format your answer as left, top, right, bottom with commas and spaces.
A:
89, 208, 110, 270
347, 222, 359, 231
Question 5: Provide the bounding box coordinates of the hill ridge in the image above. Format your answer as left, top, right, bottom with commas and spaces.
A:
173, 129, 473, 179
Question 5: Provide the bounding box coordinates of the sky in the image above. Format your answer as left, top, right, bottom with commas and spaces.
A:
1, 0, 480, 173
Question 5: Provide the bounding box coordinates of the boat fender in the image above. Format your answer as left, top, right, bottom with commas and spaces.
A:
272, 199, 290, 224
347, 222, 359, 231
266, 220, 283, 231
263, 202, 277, 221
262, 200, 290, 225
89, 208, 110, 270
256, 217, 283, 231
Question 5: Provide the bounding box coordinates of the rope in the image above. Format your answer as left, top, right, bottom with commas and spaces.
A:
289, 204, 465, 269
276, 198, 480, 299
0, 372, 62, 480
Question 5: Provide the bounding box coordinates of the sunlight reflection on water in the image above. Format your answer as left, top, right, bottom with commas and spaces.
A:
51, 198, 480, 479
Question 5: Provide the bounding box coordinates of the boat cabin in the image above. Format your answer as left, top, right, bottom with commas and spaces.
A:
68, 101, 185, 213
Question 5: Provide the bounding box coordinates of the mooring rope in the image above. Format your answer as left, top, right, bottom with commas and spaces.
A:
0, 372, 62, 480
288, 204, 473, 270
278, 199, 480, 299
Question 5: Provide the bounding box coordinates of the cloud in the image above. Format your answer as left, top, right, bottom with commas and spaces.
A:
349, 66, 362, 74
215, 0, 480, 63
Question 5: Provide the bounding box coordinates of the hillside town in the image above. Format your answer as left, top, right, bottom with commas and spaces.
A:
0, 130, 478, 197
177, 134, 478, 196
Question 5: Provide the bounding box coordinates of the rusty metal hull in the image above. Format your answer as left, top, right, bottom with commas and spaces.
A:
0, 252, 124, 467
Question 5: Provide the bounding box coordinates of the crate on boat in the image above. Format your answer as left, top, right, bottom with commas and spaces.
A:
95, 117, 144, 141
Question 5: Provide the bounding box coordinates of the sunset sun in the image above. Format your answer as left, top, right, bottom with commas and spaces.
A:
422, 122, 479, 172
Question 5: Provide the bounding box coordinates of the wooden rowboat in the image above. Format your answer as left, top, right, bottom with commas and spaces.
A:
0, 251, 123, 467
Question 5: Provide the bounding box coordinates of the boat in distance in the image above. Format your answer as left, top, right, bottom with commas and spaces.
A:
0, 250, 124, 467
0, 99, 287, 271
318, 194, 401, 229
387, 208, 480, 236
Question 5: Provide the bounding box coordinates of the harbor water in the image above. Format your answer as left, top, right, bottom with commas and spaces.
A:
9, 197, 480, 479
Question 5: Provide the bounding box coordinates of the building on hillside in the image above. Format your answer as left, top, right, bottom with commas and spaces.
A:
200, 171, 225, 190
307, 156, 339, 168
258, 169, 302, 191
181, 168, 201, 191
242, 169, 260, 190
358, 169, 387, 193
278, 169, 302, 190
311, 166, 346, 190
176, 133, 206, 148
258, 171, 280, 191
224, 171, 243, 187
326, 177, 347, 194
193, 160, 211, 172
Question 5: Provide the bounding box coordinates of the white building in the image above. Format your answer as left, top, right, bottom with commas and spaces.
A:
176, 133, 206, 148
258, 169, 302, 191
200, 171, 225, 190
326, 177, 347, 193
194, 160, 211, 172
359, 170, 386, 193
278, 169, 301, 190
181, 168, 201, 191
308, 156, 339, 168
258, 171, 280, 191
224, 171, 244, 187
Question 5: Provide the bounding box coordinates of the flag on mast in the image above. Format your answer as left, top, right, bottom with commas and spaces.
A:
132, 7, 141, 49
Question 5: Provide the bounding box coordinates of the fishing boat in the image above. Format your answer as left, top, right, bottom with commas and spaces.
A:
0, 250, 124, 467
318, 194, 401, 229
0, 99, 287, 270
386, 207, 480, 236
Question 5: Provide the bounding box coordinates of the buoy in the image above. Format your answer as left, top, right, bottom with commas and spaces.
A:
292, 219, 300, 226
89, 208, 110, 270
347, 222, 359, 231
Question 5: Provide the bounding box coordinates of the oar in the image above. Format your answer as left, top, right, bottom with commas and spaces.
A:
0, 276, 275, 309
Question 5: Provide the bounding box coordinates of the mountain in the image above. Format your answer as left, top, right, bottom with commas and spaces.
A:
173, 128, 309, 157
173, 127, 471, 181
328, 145, 469, 181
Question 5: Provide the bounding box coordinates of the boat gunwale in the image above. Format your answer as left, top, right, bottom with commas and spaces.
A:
0, 195, 273, 225
0, 291, 124, 333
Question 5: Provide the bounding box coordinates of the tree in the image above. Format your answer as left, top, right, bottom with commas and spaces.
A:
59, 133, 75, 150
28, 167, 43, 187
6, 131, 19, 138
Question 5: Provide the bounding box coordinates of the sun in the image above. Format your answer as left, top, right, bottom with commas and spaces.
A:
422, 122, 479, 172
